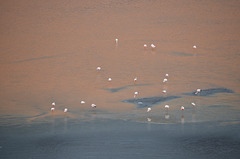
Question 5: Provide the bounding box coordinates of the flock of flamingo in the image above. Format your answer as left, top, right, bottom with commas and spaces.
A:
50, 38, 199, 122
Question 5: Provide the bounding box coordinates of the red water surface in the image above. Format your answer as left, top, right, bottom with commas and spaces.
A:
0, 0, 240, 119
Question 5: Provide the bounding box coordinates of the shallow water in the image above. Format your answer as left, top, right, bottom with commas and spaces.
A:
0, 0, 240, 158
1, 118, 240, 159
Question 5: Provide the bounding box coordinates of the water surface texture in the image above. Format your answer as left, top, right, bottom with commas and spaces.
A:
0, 0, 240, 158
183, 88, 234, 96
122, 96, 181, 108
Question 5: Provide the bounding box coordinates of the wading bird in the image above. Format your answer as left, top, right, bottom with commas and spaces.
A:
163, 78, 168, 83
91, 104, 96, 108
151, 44, 156, 49
181, 106, 185, 111
147, 107, 151, 112
195, 89, 201, 94
134, 91, 139, 98
134, 77, 137, 82
81, 101, 85, 104
165, 105, 169, 109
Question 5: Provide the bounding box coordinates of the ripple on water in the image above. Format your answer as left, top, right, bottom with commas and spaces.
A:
181, 136, 240, 158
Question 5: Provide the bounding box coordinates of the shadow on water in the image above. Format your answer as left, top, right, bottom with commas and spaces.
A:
15, 56, 57, 63
104, 86, 128, 93
104, 83, 152, 93
182, 88, 234, 96
122, 96, 181, 108
170, 51, 195, 57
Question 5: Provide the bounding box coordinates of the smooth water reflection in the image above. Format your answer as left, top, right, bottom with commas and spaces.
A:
1, 117, 240, 159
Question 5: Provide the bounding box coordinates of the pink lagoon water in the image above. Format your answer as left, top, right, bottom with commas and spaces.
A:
0, 0, 240, 158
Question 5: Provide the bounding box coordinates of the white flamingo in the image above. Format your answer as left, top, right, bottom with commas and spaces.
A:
52, 102, 55, 107
151, 44, 156, 49
96, 66, 101, 70
91, 104, 96, 108
147, 107, 151, 112
195, 89, 201, 94
165, 105, 169, 109
163, 78, 168, 83
134, 77, 137, 82
181, 106, 185, 111
134, 91, 139, 98
64, 108, 68, 113
81, 101, 85, 104
51, 107, 55, 111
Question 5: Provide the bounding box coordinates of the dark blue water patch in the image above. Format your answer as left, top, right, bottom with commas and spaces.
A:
128, 83, 152, 87
171, 51, 194, 56
208, 105, 232, 108
182, 88, 234, 96
104, 83, 151, 93
15, 55, 56, 63
122, 96, 181, 108
104, 86, 127, 93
